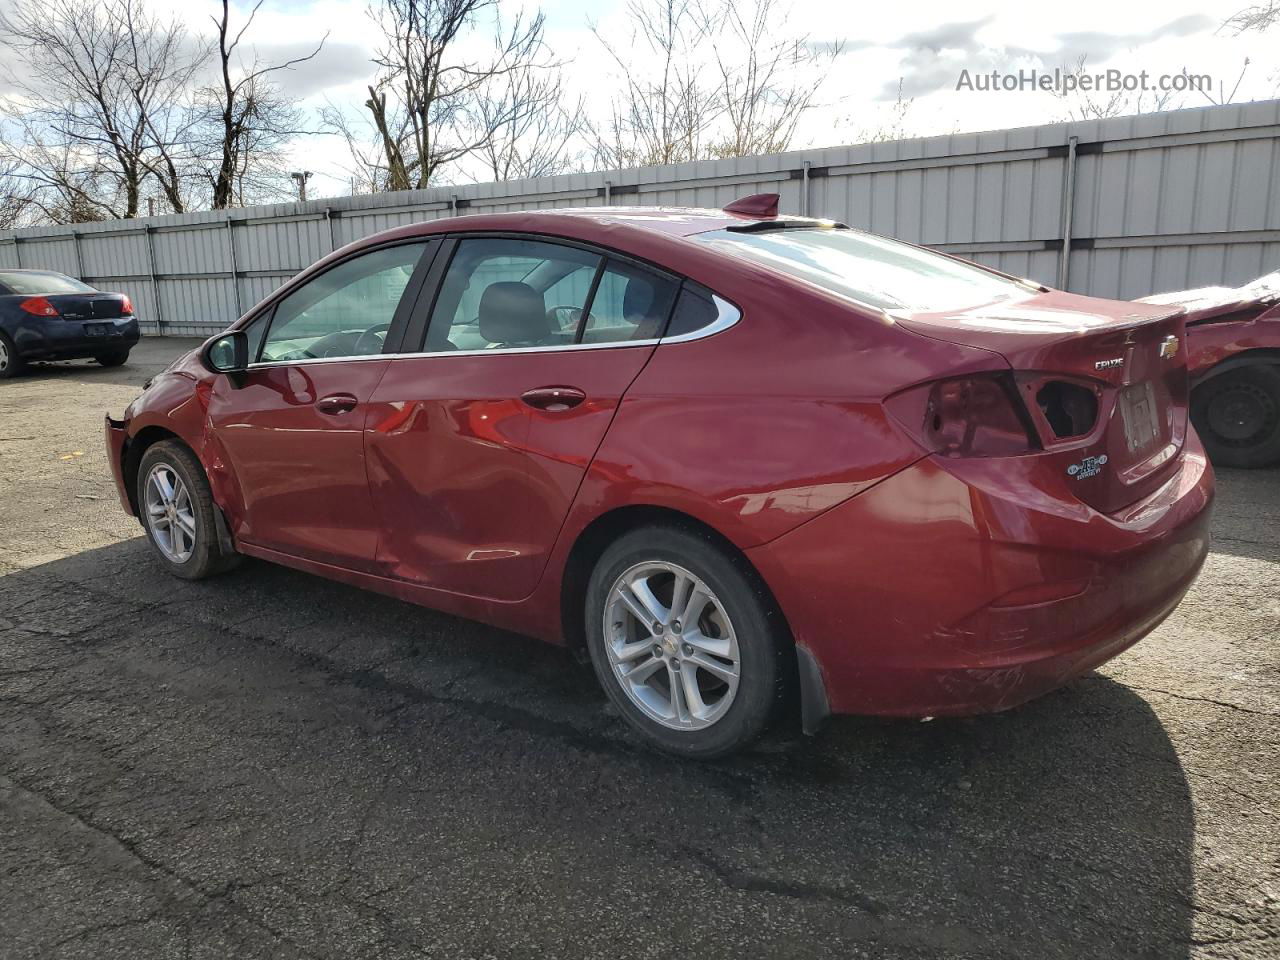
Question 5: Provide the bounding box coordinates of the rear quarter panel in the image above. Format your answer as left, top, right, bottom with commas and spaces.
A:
1187, 303, 1280, 379
567, 273, 1009, 550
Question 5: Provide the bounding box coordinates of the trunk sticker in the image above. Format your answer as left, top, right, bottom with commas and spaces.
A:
1067, 454, 1108, 480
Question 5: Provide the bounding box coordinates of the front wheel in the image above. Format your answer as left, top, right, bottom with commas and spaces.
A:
95, 349, 131, 368
585, 526, 790, 759
136, 440, 240, 579
1191, 365, 1280, 469
0, 333, 25, 379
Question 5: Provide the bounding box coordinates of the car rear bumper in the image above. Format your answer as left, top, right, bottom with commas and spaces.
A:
747, 434, 1215, 719
105, 415, 134, 516
14, 317, 140, 359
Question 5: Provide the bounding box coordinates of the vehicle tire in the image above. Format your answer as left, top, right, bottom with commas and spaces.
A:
0, 332, 25, 379
136, 440, 240, 580
95, 349, 130, 368
1191, 365, 1280, 469
585, 525, 790, 759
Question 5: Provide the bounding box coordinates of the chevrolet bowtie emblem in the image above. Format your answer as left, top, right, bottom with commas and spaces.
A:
1159, 335, 1180, 360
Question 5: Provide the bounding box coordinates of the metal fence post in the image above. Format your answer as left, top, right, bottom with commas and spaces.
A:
12, 238, 21, 268
324, 207, 336, 252
71, 232, 84, 279
1058, 135, 1079, 290
225, 218, 242, 319
801, 161, 811, 217
144, 225, 163, 332
604, 180, 612, 204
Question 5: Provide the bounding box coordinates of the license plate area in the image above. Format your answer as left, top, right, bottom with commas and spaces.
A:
1119, 381, 1161, 453
85, 323, 110, 337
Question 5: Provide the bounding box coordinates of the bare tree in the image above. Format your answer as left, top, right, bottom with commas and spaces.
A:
1226, 1, 1280, 32
1192, 60, 1252, 106
0, 159, 36, 229
841, 78, 915, 144
0, 0, 208, 219
1050, 55, 1183, 122
320, 103, 394, 193
202, 0, 325, 209
358, 0, 551, 190
700, 0, 842, 158
590, 0, 839, 169
468, 27, 584, 181
589, 0, 718, 168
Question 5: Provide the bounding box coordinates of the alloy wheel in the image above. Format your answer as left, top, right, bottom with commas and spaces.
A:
603, 561, 741, 731
0, 339, 9, 372
144, 462, 197, 563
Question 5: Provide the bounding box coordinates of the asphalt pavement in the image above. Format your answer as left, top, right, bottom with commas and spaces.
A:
0, 338, 1276, 959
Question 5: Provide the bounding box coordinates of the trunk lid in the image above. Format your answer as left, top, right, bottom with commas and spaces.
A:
896, 290, 1189, 514
1136, 269, 1280, 325
42, 293, 130, 320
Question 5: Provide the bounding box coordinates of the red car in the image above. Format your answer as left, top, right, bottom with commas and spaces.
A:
105, 196, 1214, 758
1138, 270, 1280, 468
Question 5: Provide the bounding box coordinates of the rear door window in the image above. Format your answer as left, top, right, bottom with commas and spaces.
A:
424, 238, 601, 351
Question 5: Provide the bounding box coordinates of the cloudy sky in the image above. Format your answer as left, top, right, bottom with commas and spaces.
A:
36, 0, 1280, 198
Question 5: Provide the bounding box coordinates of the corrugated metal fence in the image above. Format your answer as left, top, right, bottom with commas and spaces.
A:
3, 99, 1279, 336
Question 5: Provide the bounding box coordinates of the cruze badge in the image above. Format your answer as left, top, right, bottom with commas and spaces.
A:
1067, 454, 1108, 480
1094, 358, 1124, 370
1159, 335, 1180, 360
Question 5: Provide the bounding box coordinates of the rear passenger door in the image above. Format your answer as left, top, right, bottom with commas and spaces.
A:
364, 235, 679, 601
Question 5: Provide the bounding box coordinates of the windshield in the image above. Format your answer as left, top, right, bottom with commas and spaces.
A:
694, 227, 1030, 312
0, 271, 96, 295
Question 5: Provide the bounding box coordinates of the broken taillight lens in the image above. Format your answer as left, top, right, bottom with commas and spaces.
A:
19, 296, 59, 317
888, 374, 1038, 457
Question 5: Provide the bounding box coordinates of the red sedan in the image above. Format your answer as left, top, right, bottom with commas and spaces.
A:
1139, 270, 1280, 468
105, 196, 1214, 758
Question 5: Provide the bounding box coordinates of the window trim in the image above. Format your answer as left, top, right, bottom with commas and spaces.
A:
241, 231, 741, 370
407, 231, 686, 354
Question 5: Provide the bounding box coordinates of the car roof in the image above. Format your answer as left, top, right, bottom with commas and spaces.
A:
523, 206, 761, 237
362, 205, 832, 245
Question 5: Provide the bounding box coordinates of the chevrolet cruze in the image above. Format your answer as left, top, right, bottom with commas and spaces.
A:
106, 196, 1214, 758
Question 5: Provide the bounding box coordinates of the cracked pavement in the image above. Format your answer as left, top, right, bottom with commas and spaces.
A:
1, 338, 1278, 959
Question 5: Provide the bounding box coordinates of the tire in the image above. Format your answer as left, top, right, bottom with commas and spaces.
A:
1191, 365, 1280, 469
136, 440, 240, 580
0, 332, 25, 379
95, 349, 130, 368
585, 525, 790, 759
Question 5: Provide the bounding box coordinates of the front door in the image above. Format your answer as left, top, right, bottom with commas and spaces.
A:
208, 240, 434, 571
365, 237, 679, 600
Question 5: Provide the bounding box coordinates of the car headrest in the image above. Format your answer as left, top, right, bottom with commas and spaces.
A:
479, 281, 550, 344
623, 275, 656, 320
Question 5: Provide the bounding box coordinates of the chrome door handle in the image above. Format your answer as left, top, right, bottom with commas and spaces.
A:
317, 393, 359, 415
520, 386, 586, 412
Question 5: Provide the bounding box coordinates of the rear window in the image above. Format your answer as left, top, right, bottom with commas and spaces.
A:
0, 271, 96, 295
693, 227, 1029, 312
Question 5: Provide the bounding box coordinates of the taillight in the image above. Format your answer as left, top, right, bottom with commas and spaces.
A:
19, 296, 59, 317
120, 295, 134, 315
887, 374, 1038, 457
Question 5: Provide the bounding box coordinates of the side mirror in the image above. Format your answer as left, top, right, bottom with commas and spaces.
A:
201, 330, 248, 384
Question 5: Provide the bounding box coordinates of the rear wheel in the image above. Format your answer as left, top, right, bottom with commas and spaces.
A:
0, 333, 25, 379
585, 526, 789, 759
95, 349, 130, 368
1192, 365, 1280, 468
136, 441, 239, 579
